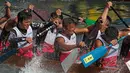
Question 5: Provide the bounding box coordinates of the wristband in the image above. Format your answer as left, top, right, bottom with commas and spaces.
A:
106, 4, 110, 9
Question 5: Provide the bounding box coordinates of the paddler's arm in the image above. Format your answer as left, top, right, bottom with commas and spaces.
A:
55, 9, 63, 19
55, 37, 77, 51
0, 1, 11, 24
19, 37, 33, 52
26, 4, 34, 12
55, 37, 86, 51
118, 28, 130, 38
4, 18, 17, 32
25, 37, 33, 49
8, 30, 32, 46
99, 1, 112, 25
74, 25, 95, 34
74, 27, 89, 34
94, 39, 103, 48
8, 30, 18, 48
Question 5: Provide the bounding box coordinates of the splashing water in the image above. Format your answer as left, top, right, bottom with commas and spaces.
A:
19, 54, 50, 73
0, 54, 129, 73
99, 59, 130, 73
19, 54, 64, 73
0, 64, 19, 73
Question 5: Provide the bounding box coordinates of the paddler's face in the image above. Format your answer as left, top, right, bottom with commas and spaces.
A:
101, 19, 109, 32
53, 18, 63, 29
21, 18, 32, 30
65, 23, 76, 35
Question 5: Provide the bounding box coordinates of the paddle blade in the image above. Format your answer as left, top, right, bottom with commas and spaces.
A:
80, 46, 107, 68
0, 49, 17, 63
84, 18, 96, 26
61, 48, 79, 73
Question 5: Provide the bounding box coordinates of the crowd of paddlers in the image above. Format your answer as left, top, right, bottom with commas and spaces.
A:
0, 1, 130, 72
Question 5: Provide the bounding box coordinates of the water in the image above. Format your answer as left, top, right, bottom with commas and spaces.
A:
18, 53, 64, 73
19, 54, 50, 73
99, 59, 130, 73
0, 64, 19, 73
1, 50, 129, 73
0, 54, 64, 73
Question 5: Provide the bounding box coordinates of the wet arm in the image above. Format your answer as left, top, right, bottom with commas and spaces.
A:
4, 19, 17, 31
55, 37, 77, 51
118, 28, 130, 38
0, 2, 11, 24
100, 2, 112, 24
74, 27, 89, 34
8, 31, 18, 48
94, 39, 103, 48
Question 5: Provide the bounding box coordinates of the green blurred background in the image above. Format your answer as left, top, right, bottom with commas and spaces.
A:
0, 0, 130, 25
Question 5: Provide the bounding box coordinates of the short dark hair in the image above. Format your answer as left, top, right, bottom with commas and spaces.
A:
17, 10, 32, 23
105, 26, 118, 40
62, 18, 75, 28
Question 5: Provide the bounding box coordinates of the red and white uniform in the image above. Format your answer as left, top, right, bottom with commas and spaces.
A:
97, 36, 119, 68
42, 29, 57, 53
55, 33, 76, 62
13, 26, 33, 58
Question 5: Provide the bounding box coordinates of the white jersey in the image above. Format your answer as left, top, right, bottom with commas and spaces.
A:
98, 36, 119, 58
13, 26, 33, 48
44, 29, 57, 45
96, 30, 102, 39
56, 33, 76, 53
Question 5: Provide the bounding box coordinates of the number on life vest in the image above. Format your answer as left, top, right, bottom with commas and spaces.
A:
83, 54, 94, 64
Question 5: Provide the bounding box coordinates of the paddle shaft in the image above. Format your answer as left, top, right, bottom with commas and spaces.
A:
62, 12, 85, 23
107, 36, 127, 50
110, 7, 129, 28
0, 42, 28, 63
62, 12, 79, 19
32, 10, 46, 23
36, 24, 56, 37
